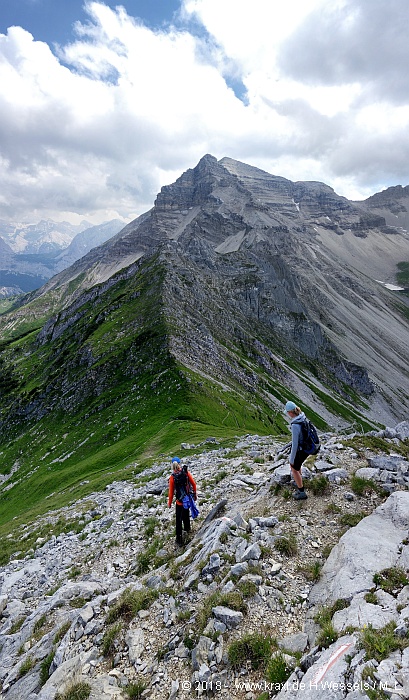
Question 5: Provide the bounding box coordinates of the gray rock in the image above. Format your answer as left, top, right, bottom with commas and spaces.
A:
201, 553, 221, 577
322, 468, 348, 482
394, 421, 409, 440
235, 542, 261, 563
315, 460, 337, 472
212, 606, 243, 629
88, 674, 123, 699
201, 500, 228, 527
250, 516, 279, 529
275, 635, 357, 699
0, 595, 8, 615
354, 467, 379, 480
3, 669, 41, 700
232, 512, 248, 529
332, 595, 396, 633
368, 455, 408, 472
277, 632, 308, 654
192, 636, 213, 671
230, 562, 249, 577
239, 472, 268, 486
309, 492, 409, 606
222, 580, 235, 593
125, 627, 145, 663
184, 570, 200, 590
169, 679, 179, 700
145, 575, 162, 589
272, 464, 292, 484
198, 663, 211, 683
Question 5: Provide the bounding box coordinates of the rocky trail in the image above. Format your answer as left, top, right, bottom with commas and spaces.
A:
1, 424, 409, 700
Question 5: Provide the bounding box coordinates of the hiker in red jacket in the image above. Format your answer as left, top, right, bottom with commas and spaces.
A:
168, 457, 197, 546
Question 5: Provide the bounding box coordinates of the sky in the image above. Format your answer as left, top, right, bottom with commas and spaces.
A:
1, 0, 409, 225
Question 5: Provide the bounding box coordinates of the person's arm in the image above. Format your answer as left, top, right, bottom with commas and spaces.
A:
289, 424, 301, 465
168, 475, 174, 507
188, 472, 197, 499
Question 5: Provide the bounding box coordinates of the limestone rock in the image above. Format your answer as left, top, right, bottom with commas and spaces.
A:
212, 606, 243, 629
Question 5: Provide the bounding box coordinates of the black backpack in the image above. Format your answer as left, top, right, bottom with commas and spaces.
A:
172, 467, 190, 501
300, 419, 320, 455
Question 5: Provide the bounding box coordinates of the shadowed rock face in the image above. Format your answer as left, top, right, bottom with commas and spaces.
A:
2, 155, 409, 425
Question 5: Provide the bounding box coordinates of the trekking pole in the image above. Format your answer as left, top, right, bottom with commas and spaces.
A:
276, 441, 291, 456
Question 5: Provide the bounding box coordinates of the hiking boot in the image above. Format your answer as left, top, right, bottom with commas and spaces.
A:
294, 490, 307, 500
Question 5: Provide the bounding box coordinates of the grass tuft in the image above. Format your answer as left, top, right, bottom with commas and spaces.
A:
106, 587, 158, 624
265, 651, 293, 687
372, 567, 409, 594
228, 632, 277, 670
55, 682, 91, 700
359, 622, 409, 662
309, 475, 329, 495
274, 534, 298, 557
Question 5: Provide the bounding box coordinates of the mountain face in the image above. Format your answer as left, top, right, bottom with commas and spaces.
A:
0, 220, 125, 296
0, 155, 408, 521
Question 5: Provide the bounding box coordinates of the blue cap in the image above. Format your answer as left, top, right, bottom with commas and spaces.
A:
285, 401, 297, 412
171, 456, 181, 463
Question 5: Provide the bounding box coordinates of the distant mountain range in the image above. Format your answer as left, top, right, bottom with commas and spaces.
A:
0, 219, 126, 296
0, 155, 408, 523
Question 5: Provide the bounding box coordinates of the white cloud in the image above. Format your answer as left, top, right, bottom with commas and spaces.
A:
0, 0, 408, 223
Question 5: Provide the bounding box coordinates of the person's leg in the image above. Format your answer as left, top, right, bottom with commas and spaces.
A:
291, 451, 308, 499
175, 504, 183, 544
290, 465, 304, 489
182, 507, 191, 535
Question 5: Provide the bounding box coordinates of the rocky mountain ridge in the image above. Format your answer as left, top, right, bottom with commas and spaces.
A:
1, 423, 408, 700
6, 154, 407, 423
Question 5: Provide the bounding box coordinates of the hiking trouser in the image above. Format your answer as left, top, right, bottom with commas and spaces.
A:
175, 503, 190, 544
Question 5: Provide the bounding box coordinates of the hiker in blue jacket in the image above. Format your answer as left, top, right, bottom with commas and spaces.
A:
285, 400, 309, 500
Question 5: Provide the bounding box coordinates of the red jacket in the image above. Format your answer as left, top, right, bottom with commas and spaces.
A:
168, 470, 197, 507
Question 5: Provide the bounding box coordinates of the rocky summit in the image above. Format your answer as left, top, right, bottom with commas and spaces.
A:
0, 423, 409, 700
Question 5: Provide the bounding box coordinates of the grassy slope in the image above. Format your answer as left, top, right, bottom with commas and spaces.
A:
0, 258, 278, 535
0, 255, 382, 542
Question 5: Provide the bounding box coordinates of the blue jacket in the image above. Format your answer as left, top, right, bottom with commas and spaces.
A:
289, 412, 306, 463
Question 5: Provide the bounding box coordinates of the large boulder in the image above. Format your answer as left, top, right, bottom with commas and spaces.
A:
309, 492, 409, 606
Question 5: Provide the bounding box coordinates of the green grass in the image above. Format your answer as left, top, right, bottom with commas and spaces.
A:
54, 622, 71, 644
101, 622, 123, 657
106, 587, 159, 624
372, 567, 409, 594
265, 652, 293, 687
299, 561, 322, 582
18, 655, 35, 677
396, 261, 409, 287
343, 434, 409, 458
350, 475, 383, 496
309, 475, 330, 495
274, 533, 298, 556
339, 511, 367, 528
228, 633, 277, 669
237, 579, 259, 598
40, 651, 55, 686
365, 591, 378, 605
359, 622, 409, 662
125, 680, 148, 699
55, 682, 91, 700
315, 622, 339, 649
314, 598, 350, 639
